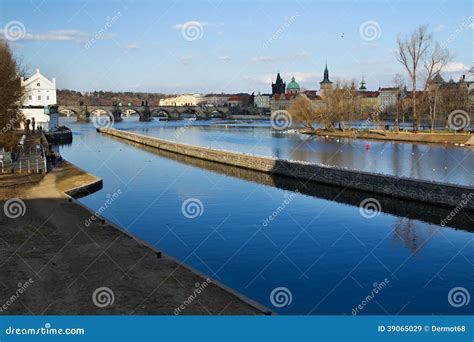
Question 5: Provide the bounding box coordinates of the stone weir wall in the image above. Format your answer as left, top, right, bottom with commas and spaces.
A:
100, 128, 474, 211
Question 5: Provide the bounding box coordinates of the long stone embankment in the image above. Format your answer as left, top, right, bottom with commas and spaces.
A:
100, 128, 474, 211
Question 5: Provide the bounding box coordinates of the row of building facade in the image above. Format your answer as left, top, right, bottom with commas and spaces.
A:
20, 65, 474, 129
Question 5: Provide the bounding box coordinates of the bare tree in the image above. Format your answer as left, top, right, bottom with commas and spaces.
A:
396, 25, 432, 132
0, 41, 26, 148
421, 42, 450, 132
321, 80, 359, 131
288, 95, 316, 129
392, 74, 406, 132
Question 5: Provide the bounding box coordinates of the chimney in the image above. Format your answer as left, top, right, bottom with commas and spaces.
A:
36, 68, 40, 74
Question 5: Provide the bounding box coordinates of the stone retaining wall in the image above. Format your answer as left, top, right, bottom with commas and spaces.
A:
100, 128, 474, 211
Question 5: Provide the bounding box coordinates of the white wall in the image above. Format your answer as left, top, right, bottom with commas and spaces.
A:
22, 69, 57, 107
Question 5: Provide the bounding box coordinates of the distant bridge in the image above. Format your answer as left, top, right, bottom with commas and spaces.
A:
58, 105, 264, 122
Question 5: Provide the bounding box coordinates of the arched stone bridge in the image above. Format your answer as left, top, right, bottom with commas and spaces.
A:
58, 105, 263, 122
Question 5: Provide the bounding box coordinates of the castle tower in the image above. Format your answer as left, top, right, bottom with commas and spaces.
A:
272, 73, 286, 95
359, 76, 367, 91
319, 64, 333, 97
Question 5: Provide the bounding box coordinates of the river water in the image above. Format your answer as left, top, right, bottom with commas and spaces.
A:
59, 117, 474, 315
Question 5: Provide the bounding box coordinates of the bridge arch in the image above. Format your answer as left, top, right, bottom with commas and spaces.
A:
151, 108, 170, 120
208, 110, 225, 119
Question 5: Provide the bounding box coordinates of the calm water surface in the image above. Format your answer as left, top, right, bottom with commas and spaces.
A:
122, 119, 474, 186
59, 117, 474, 315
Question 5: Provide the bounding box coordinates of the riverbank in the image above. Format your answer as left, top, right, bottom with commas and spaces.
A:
99, 128, 474, 211
0, 160, 268, 315
299, 128, 474, 146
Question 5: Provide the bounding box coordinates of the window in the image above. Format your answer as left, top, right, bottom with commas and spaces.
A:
29, 95, 32, 100
47, 96, 50, 100
38, 95, 41, 100
37, 83, 40, 87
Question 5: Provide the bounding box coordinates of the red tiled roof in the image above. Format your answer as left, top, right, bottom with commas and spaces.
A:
228, 95, 244, 101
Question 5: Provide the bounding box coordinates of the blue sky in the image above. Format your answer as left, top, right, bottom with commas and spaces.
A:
1, 0, 472, 94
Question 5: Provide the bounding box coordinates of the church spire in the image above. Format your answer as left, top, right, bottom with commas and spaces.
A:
320, 64, 332, 84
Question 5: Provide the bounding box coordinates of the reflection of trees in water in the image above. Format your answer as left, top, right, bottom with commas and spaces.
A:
392, 218, 439, 255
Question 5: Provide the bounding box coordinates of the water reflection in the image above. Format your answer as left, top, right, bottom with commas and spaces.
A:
103, 133, 474, 233
120, 121, 474, 186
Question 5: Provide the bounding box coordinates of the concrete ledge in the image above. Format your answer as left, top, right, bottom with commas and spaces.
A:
100, 127, 474, 211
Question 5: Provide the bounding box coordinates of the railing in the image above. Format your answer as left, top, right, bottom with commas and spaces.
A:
0, 146, 47, 174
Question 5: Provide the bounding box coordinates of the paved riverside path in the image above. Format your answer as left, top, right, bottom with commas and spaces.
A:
0, 161, 266, 315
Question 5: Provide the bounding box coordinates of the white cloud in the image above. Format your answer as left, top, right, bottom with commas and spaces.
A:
0, 29, 116, 42
251, 56, 275, 63
243, 71, 320, 86
178, 55, 193, 65
443, 62, 470, 72
125, 43, 140, 50
218, 55, 231, 62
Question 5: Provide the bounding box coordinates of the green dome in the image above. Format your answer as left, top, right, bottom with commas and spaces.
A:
287, 76, 300, 90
